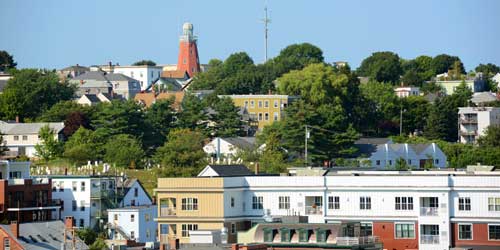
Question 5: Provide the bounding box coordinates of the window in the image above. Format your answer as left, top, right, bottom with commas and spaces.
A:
22, 135, 28, 140
264, 113, 269, 121
395, 197, 413, 210
489, 225, 500, 240
360, 196, 371, 210
146, 229, 151, 238
52, 183, 57, 191
134, 187, 138, 197
273, 112, 278, 121
376, 160, 380, 166
181, 198, 198, 210
79, 219, 84, 227
60, 200, 64, 211
130, 231, 135, 239
458, 224, 472, 240
435, 159, 439, 164
145, 213, 150, 222
4, 238, 10, 250
258, 113, 263, 121
80, 201, 85, 211
81, 182, 85, 192
131, 72, 134, 78
231, 197, 235, 208
181, 224, 198, 237
488, 197, 500, 211
388, 160, 392, 165
244, 101, 248, 107
459, 197, 471, 211
183, 58, 187, 64
250, 101, 255, 108
274, 100, 278, 108
264, 101, 269, 107
328, 196, 340, 210
252, 196, 263, 210
258, 101, 262, 107
395, 223, 415, 239
114, 214, 118, 221
279, 196, 290, 209
231, 223, 236, 234
72, 200, 77, 211
72, 181, 77, 191
360, 223, 373, 236
131, 214, 135, 222
13, 135, 19, 141
59, 181, 64, 192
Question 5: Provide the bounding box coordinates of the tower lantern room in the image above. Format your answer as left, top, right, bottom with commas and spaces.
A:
177, 22, 200, 77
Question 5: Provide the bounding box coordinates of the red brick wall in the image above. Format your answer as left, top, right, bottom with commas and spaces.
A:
451, 223, 500, 248
1, 179, 53, 222
177, 41, 200, 77
0, 227, 24, 250
373, 221, 419, 250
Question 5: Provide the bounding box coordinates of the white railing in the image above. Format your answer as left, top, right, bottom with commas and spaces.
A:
32, 178, 49, 184
420, 235, 439, 244
160, 207, 176, 216
337, 237, 359, 246
305, 206, 322, 215
7, 179, 25, 185
420, 207, 438, 216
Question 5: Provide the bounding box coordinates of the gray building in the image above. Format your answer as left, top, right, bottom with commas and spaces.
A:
71, 71, 141, 100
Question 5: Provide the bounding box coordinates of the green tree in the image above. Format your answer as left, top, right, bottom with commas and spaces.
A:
132, 60, 156, 66
176, 94, 208, 131
0, 69, 75, 121
63, 127, 99, 165
357, 51, 402, 83
475, 63, 500, 76
0, 51, 17, 71
38, 100, 94, 122
92, 100, 146, 142
154, 129, 206, 176
104, 134, 145, 168
431, 54, 464, 75
89, 238, 107, 250
144, 98, 176, 151
210, 97, 243, 137
76, 228, 98, 246
478, 125, 500, 147
359, 81, 401, 135
0, 133, 8, 156
395, 157, 409, 170
401, 96, 431, 135
271, 43, 324, 75
35, 125, 63, 162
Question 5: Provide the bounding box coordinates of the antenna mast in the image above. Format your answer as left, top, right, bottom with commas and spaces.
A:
262, 4, 271, 62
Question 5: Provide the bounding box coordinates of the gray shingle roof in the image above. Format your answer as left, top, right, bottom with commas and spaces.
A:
471, 92, 498, 104
222, 137, 257, 151
0, 221, 89, 250
73, 71, 108, 81
207, 164, 254, 177
352, 137, 392, 158
105, 73, 137, 82
0, 121, 64, 135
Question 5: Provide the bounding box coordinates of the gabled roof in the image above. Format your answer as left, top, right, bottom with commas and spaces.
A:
198, 164, 254, 177
221, 137, 257, 151
73, 71, 108, 81
117, 178, 153, 204
471, 92, 498, 104
106, 73, 138, 82
0, 221, 89, 250
0, 121, 64, 135
134, 91, 184, 109
82, 94, 100, 103
60, 65, 90, 71
352, 137, 393, 158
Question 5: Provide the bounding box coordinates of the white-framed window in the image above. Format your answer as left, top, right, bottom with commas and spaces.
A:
72, 181, 77, 191
395, 223, 415, 239
79, 219, 84, 227
458, 223, 472, 240
231, 197, 235, 208
22, 135, 28, 140
264, 113, 269, 121
278, 196, 290, 209
4, 238, 10, 250
488, 197, 500, 211
395, 197, 413, 210
252, 196, 263, 210
258, 113, 263, 121
489, 224, 500, 240
130, 231, 135, 239
80, 200, 85, 211
231, 223, 236, 234
274, 100, 278, 108
258, 101, 262, 107
328, 196, 340, 210
131, 214, 135, 222
181, 198, 198, 210
134, 187, 138, 197
264, 101, 269, 108
360, 222, 373, 236
459, 197, 471, 211
273, 112, 279, 121
181, 224, 198, 237
360, 196, 371, 210
81, 181, 85, 192
59, 181, 64, 192
250, 100, 255, 108
13, 135, 19, 141
114, 214, 118, 221
72, 200, 77, 211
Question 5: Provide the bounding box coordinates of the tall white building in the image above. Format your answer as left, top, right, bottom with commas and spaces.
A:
112, 65, 163, 91
458, 107, 500, 144
107, 205, 157, 245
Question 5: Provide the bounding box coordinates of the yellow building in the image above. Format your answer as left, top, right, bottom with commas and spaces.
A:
219, 95, 297, 130
155, 177, 251, 244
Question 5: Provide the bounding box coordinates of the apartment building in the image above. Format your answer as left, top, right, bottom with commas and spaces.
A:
156, 168, 500, 250
107, 205, 157, 245
112, 65, 163, 91
458, 107, 500, 144
218, 95, 297, 130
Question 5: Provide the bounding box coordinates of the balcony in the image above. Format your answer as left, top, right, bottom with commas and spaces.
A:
91, 189, 115, 199
7, 200, 61, 211
420, 207, 438, 216
420, 235, 439, 244
337, 236, 380, 246
160, 206, 176, 217
305, 206, 322, 215
460, 130, 477, 136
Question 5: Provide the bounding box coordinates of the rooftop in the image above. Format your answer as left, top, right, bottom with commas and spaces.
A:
0, 121, 64, 135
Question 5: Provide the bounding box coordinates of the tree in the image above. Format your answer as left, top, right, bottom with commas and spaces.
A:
431, 54, 464, 75
0, 133, 8, 156
176, 94, 208, 131
103, 134, 145, 168
0, 69, 75, 121
76, 228, 98, 246
63, 111, 91, 137
154, 129, 206, 176
478, 125, 500, 147
271, 43, 324, 75
475, 63, 500, 76
35, 125, 63, 162
132, 60, 156, 66
357, 51, 402, 83
448, 60, 465, 80
210, 97, 243, 137
359, 81, 401, 135
92, 100, 146, 142
400, 96, 431, 135
89, 238, 107, 250
63, 127, 99, 165
37, 100, 93, 122
401, 69, 424, 87
143, 98, 176, 151
395, 157, 409, 170
0, 51, 17, 72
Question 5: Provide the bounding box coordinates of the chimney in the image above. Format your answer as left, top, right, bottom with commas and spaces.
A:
76, 63, 79, 67
15, 116, 19, 123
254, 163, 259, 175
10, 221, 19, 238
64, 168, 68, 176
231, 244, 240, 250
65, 216, 74, 229
152, 196, 157, 205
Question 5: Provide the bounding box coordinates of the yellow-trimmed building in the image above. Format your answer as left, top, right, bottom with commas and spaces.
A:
218, 94, 297, 130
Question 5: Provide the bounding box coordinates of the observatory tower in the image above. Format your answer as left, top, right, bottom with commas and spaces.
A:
177, 22, 200, 77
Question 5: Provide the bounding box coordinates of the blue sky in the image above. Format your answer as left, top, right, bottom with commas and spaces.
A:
1, 0, 499, 71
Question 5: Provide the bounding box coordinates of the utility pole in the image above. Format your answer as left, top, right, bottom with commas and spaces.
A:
261, 4, 271, 62
305, 125, 309, 167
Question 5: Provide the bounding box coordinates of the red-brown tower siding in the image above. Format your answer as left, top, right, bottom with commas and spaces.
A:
373, 221, 419, 250
177, 41, 200, 78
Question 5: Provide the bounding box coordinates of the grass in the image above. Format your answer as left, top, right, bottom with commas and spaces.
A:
123, 168, 159, 197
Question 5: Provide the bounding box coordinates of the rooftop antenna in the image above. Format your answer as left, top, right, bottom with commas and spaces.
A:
261, 2, 271, 62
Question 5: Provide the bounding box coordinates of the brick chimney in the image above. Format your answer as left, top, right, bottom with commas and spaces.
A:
65, 216, 74, 229
10, 220, 19, 238
15, 116, 19, 123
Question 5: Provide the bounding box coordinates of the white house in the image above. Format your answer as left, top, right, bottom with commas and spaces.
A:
112, 65, 163, 91
458, 107, 500, 144
394, 86, 420, 98
118, 178, 152, 207
107, 205, 157, 245
0, 121, 64, 158
203, 137, 259, 161
369, 143, 447, 168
